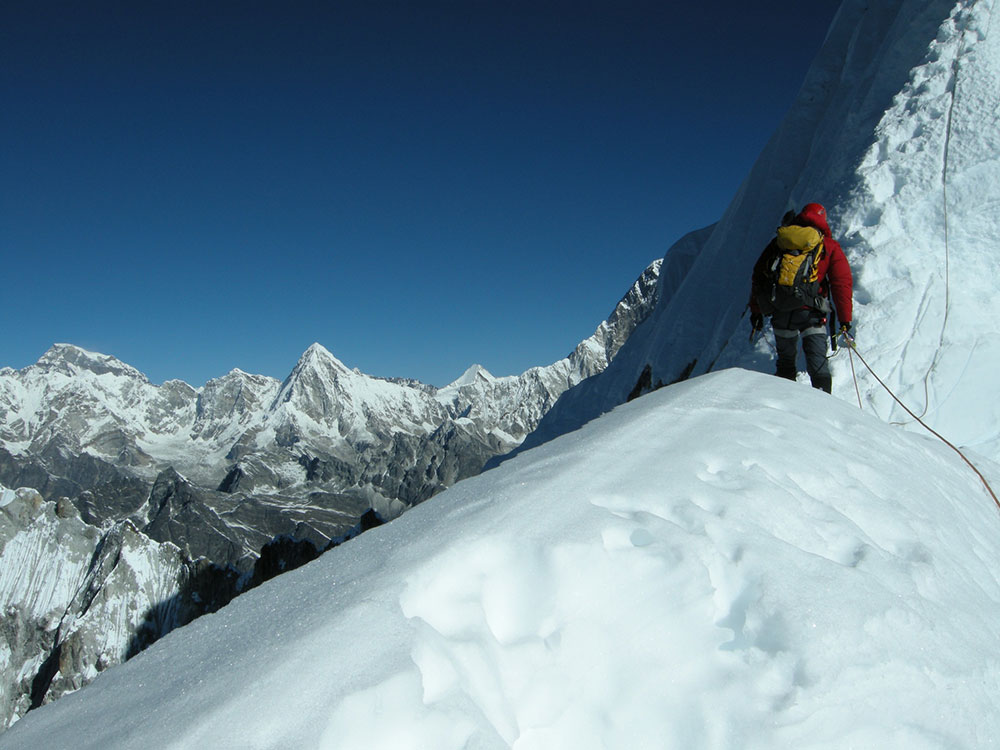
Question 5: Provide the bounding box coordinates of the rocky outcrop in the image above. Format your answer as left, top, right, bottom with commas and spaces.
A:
0, 476, 393, 731
0, 486, 198, 728
0, 445, 149, 526
142, 468, 370, 570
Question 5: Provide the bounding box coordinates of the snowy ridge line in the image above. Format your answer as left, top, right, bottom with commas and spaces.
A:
0, 260, 663, 730
6, 0, 1000, 741
0, 257, 662, 508
834, 0, 1000, 445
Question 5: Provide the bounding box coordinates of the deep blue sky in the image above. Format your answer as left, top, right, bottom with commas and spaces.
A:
3, 1, 841, 387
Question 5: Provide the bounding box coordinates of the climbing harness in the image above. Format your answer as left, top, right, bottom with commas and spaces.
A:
839, 329, 1000, 513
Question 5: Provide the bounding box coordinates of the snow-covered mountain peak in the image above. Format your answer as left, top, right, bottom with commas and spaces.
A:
277, 342, 359, 403
271, 343, 355, 412
203, 367, 277, 391
289, 342, 351, 380
0, 249, 659, 514
445, 364, 496, 389
8, 3, 1000, 740
302, 341, 341, 363
33, 343, 148, 382
219, 367, 253, 380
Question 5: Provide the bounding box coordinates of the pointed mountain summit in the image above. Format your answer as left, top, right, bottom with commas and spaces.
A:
444, 364, 496, 389
0, 256, 663, 726
9, 0, 1000, 734
0, 247, 659, 515
274, 342, 354, 417
295, 342, 351, 374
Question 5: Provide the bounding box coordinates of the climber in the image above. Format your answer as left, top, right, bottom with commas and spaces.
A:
748, 203, 853, 393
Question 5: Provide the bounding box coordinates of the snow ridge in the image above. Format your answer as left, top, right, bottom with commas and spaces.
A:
6, 1, 1000, 744
2, 371, 998, 748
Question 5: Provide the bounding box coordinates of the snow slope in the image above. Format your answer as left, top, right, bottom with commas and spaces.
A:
521, 0, 1000, 464
1, 370, 998, 749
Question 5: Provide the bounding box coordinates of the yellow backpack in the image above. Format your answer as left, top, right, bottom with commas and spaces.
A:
761, 225, 830, 313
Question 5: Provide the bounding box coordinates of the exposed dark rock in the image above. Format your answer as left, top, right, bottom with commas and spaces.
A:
296, 453, 358, 485
54, 497, 78, 519
358, 508, 384, 533
218, 464, 246, 493
143, 469, 247, 568
672, 359, 698, 386
627, 365, 654, 402
0, 496, 191, 725
627, 364, 667, 402
274, 423, 300, 447
250, 536, 321, 588
127, 560, 242, 660
0, 445, 149, 525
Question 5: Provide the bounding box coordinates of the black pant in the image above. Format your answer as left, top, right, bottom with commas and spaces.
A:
771, 309, 831, 392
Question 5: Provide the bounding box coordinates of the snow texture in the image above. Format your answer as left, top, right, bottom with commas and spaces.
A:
1, 371, 998, 749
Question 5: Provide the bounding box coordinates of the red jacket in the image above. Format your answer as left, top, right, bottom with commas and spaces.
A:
750, 217, 853, 323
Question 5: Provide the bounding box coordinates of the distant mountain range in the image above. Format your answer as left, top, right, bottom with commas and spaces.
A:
0, 258, 659, 728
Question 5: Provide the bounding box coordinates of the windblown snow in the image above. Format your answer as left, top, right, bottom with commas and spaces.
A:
1, 371, 998, 749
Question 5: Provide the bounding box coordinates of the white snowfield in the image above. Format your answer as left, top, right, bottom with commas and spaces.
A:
1, 370, 998, 749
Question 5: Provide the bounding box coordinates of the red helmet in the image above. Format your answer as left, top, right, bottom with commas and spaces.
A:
797, 202, 831, 236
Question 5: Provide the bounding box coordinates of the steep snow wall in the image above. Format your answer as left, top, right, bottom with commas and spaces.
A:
523, 0, 1000, 461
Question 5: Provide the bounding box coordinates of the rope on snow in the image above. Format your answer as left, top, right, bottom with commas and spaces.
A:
840, 331, 1000, 513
